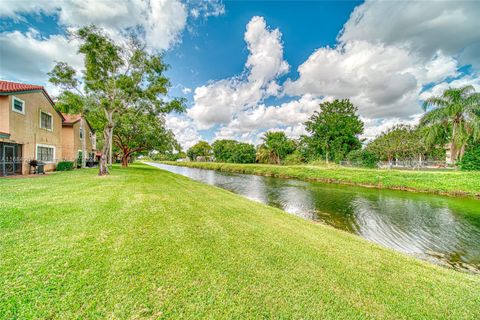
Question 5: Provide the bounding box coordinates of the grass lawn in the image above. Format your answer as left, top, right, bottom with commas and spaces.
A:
1, 164, 479, 319
161, 161, 480, 198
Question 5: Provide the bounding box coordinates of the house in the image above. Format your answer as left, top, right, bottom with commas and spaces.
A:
61, 113, 96, 164
0, 80, 97, 176
0, 81, 64, 176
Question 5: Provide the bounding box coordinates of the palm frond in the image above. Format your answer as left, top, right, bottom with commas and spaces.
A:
420, 106, 450, 126
422, 97, 448, 111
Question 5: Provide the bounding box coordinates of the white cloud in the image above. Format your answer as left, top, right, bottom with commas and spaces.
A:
188, 16, 289, 129
419, 76, 480, 101
339, 0, 480, 68
165, 114, 200, 150
182, 87, 192, 94
283, 41, 461, 119
0, 29, 82, 94
229, 95, 321, 132
210, 95, 321, 145
188, 0, 225, 19
194, 1, 480, 145
188, 4, 479, 144
0, 0, 225, 93
278, 1, 480, 131
361, 115, 421, 142
1, 0, 189, 51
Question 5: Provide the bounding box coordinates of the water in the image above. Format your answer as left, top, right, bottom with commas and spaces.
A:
147, 162, 480, 272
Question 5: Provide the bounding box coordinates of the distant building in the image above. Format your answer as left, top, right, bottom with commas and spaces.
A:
61, 113, 96, 163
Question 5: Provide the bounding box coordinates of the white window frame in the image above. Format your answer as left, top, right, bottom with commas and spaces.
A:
39, 111, 54, 131
11, 96, 25, 115
35, 144, 56, 163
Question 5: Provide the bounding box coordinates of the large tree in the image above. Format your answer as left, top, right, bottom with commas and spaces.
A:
304, 99, 363, 163
113, 109, 177, 167
49, 26, 184, 175
257, 131, 295, 164
187, 141, 212, 161
367, 125, 420, 162
421, 85, 480, 162
49, 64, 92, 168
212, 139, 256, 163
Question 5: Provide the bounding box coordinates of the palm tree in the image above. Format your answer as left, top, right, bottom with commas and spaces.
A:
421, 86, 480, 163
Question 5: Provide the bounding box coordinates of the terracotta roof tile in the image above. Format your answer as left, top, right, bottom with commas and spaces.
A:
0, 80, 44, 93
0, 81, 61, 119
61, 113, 82, 124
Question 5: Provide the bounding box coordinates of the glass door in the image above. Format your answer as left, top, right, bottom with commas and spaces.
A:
3, 145, 15, 176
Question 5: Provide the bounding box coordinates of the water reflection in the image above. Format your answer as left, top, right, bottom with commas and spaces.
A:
147, 163, 480, 272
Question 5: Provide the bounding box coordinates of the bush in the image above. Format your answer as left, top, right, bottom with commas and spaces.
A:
347, 149, 379, 168
283, 151, 304, 165
212, 140, 256, 163
458, 144, 480, 171
56, 161, 74, 171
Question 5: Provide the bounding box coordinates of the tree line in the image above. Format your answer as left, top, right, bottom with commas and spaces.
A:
49, 25, 480, 172
185, 88, 480, 170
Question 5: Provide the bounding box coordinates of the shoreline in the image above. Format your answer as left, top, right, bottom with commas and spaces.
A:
158, 161, 480, 199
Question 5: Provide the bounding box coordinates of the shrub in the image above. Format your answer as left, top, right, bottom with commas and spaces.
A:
56, 161, 74, 171
458, 144, 480, 171
212, 140, 256, 163
283, 151, 304, 165
347, 149, 379, 168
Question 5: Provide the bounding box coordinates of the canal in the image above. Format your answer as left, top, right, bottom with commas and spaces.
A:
147, 162, 480, 272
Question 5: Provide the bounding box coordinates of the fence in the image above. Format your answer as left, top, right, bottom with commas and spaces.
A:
340, 160, 456, 170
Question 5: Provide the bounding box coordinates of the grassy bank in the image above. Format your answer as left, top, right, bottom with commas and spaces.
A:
1, 164, 479, 318
161, 161, 480, 198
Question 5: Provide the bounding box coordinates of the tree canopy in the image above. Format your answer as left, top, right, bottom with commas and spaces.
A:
421, 85, 480, 162
304, 99, 363, 163
113, 110, 178, 167
212, 140, 256, 163
256, 131, 296, 164
49, 26, 185, 175
187, 141, 212, 161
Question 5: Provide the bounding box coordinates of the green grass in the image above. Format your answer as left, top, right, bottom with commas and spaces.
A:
161, 161, 480, 198
1, 164, 479, 319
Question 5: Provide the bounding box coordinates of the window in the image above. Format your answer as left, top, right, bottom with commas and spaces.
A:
79, 127, 84, 140
36, 145, 55, 162
40, 111, 53, 130
12, 97, 25, 114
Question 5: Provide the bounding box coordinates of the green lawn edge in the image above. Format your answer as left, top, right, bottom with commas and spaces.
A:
159, 161, 480, 199
1, 164, 479, 319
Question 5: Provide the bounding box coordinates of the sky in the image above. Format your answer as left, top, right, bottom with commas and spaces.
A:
1, 0, 480, 149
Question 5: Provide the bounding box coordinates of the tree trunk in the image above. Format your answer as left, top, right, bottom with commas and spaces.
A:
99, 111, 113, 176
121, 154, 129, 167
449, 141, 458, 164
121, 150, 130, 167
108, 127, 113, 165
99, 127, 110, 176
80, 116, 87, 169
458, 143, 466, 161
450, 124, 458, 163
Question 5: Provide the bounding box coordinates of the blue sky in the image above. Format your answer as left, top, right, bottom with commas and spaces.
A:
1, 0, 479, 149
164, 1, 360, 96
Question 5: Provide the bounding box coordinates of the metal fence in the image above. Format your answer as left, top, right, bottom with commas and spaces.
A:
340, 160, 456, 170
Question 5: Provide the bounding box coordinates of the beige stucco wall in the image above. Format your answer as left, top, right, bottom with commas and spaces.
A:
61, 126, 75, 161
0, 96, 9, 134
61, 120, 95, 162
0, 92, 63, 174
